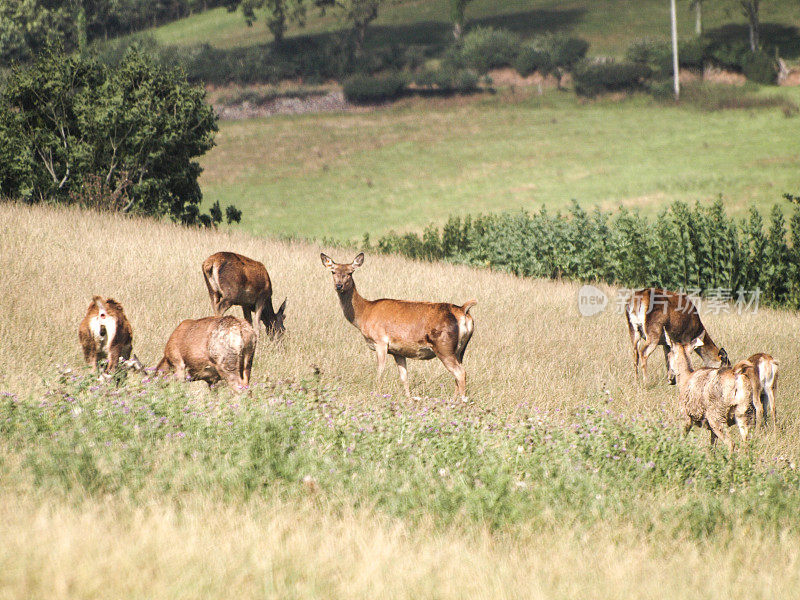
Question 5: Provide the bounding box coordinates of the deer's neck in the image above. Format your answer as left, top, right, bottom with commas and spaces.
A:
673, 345, 694, 385
337, 284, 369, 330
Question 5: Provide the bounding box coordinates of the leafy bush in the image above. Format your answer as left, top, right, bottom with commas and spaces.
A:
0, 48, 236, 226
457, 26, 520, 73
343, 72, 407, 104
370, 199, 800, 310
742, 50, 779, 85
513, 43, 553, 76
573, 60, 651, 97
547, 35, 590, 71
413, 66, 480, 94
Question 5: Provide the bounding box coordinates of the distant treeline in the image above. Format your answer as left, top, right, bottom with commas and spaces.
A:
0, 1, 228, 63
368, 199, 800, 310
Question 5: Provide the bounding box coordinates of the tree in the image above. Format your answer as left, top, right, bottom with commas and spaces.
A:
449, 0, 473, 40
224, 0, 307, 44
0, 48, 236, 226
739, 0, 761, 51
0, 0, 79, 63
689, 0, 704, 35
314, 0, 398, 53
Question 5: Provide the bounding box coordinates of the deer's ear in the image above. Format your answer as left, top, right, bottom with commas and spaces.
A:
692, 334, 705, 349
320, 253, 336, 272
352, 253, 365, 269
277, 298, 287, 315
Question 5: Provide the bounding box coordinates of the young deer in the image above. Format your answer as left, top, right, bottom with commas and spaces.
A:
665, 331, 756, 453
321, 253, 476, 401
78, 296, 142, 377
156, 315, 256, 390
625, 288, 729, 385
202, 252, 286, 342
747, 353, 779, 429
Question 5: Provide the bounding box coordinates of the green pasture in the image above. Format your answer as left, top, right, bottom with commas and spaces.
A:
199, 87, 800, 241
153, 0, 800, 58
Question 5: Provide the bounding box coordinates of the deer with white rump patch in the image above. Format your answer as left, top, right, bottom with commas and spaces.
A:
321, 253, 476, 401
78, 296, 141, 377
747, 353, 779, 429
156, 315, 256, 390
665, 330, 757, 453
202, 252, 286, 342
625, 288, 729, 385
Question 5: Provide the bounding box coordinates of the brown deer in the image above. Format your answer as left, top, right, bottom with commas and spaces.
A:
202, 252, 286, 341
320, 253, 476, 401
78, 296, 141, 377
155, 316, 256, 390
625, 288, 729, 385
665, 331, 756, 453
747, 353, 779, 429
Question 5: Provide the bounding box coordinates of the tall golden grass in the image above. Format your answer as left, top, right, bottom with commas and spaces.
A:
2, 202, 800, 598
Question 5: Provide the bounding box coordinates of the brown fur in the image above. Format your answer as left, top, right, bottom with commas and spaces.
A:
625, 288, 729, 385
156, 315, 256, 390
321, 253, 476, 400
202, 252, 286, 341
78, 296, 139, 376
667, 332, 756, 453
747, 352, 780, 429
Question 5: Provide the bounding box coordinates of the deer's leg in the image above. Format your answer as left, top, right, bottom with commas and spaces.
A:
375, 342, 388, 393
663, 346, 676, 385
639, 340, 660, 386
627, 318, 640, 378
393, 355, 411, 399
241, 346, 255, 388
436, 352, 467, 401
752, 392, 765, 431
768, 377, 777, 428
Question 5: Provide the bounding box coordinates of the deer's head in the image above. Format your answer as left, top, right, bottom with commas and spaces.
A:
321, 253, 364, 294
265, 298, 287, 338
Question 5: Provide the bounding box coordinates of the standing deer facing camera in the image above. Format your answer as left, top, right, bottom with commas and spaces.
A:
321, 253, 476, 401
78, 296, 142, 377
202, 252, 286, 342
625, 288, 729, 385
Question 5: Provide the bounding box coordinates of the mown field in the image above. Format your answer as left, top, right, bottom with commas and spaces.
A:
2, 202, 800, 598
200, 88, 800, 241
152, 0, 800, 58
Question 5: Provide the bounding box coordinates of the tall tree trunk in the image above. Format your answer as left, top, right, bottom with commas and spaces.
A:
742, 0, 760, 51
694, 1, 702, 36
453, 20, 462, 40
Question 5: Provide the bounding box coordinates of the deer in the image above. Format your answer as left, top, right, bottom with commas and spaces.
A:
320, 253, 476, 401
747, 353, 779, 429
665, 331, 757, 453
78, 296, 142, 378
625, 288, 729, 385
155, 315, 256, 390
202, 252, 286, 342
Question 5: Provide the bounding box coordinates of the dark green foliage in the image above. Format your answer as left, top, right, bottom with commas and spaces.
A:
412, 66, 479, 94
626, 37, 707, 78
0, 48, 236, 226
372, 198, 800, 310
741, 50, 778, 84
456, 26, 520, 73
513, 43, 553, 77
342, 71, 407, 103
573, 60, 651, 97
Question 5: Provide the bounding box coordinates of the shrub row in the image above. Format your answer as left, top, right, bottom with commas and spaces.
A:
342, 68, 480, 104
369, 199, 800, 310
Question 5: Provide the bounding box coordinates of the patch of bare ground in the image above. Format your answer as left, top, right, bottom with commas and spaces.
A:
703, 65, 747, 85
214, 90, 358, 120
487, 67, 562, 89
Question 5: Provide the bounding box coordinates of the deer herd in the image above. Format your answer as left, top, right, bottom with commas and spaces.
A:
79, 251, 779, 454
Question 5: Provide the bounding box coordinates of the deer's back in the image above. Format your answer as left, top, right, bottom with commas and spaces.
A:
629, 288, 705, 343
361, 299, 471, 359
205, 252, 272, 305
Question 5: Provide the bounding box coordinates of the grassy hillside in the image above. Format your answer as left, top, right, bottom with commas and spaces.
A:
3, 203, 800, 597
199, 88, 800, 241
152, 0, 800, 58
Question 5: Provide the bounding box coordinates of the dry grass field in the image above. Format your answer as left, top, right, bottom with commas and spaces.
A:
2, 201, 800, 598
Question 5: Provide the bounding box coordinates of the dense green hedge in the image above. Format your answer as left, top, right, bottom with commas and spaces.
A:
573, 61, 651, 97
370, 199, 800, 309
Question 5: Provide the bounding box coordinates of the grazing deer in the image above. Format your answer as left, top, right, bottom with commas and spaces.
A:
665, 331, 756, 453
747, 353, 779, 429
155, 315, 256, 390
202, 252, 286, 341
78, 296, 141, 377
625, 288, 729, 385
320, 253, 476, 401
